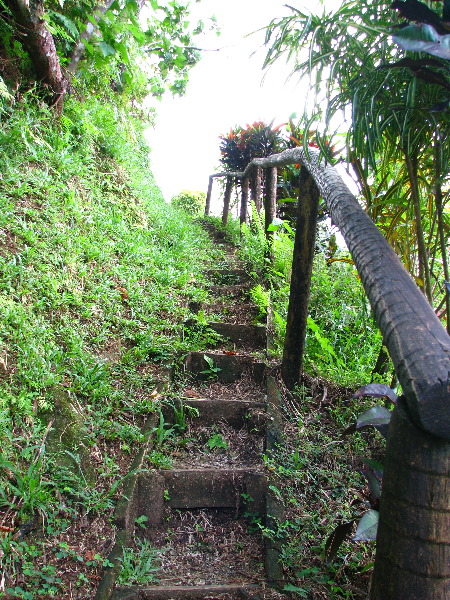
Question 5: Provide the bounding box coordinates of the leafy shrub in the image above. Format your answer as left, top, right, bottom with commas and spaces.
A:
171, 189, 206, 216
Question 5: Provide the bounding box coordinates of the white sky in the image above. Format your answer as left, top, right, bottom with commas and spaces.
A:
145, 0, 314, 203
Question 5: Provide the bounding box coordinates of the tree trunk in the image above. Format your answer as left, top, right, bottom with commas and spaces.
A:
281, 167, 320, 389
370, 399, 450, 600
251, 166, 262, 213
371, 345, 391, 379
435, 183, 450, 335
222, 177, 233, 225
6, 0, 67, 104
264, 167, 277, 241
404, 152, 433, 302
240, 177, 249, 226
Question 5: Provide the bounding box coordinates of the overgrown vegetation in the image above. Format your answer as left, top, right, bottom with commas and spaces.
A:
0, 90, 219, 598
264, 378, 386, 599
205, 213, 386, 387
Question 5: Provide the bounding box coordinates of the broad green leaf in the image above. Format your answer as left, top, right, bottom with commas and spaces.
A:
356, 405, 392, 429
98, 41, 116, 57
353, 509, 378, 541
393, 25, 450, 60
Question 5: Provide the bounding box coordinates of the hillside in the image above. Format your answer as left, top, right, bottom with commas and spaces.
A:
0, 94, 222, 598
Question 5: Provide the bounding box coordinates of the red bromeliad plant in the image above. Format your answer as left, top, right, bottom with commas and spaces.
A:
218, 121, 285, 172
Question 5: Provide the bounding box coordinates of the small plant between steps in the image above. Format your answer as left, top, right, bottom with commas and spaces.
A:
199, 354, 222, 379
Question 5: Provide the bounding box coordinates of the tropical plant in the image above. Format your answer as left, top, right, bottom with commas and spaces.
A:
263, 0, 450, 326
218, 121, 285, 172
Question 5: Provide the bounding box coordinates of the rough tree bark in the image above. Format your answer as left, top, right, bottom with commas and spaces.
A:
205, 176, 213, 216
404, 152, 433, 302
264, 167, 277, 242
370, 399, 449, 600
281, 167, 320, 389
5, 0, 67, 103
67, 0, 115, 74
250, 166, 262, 213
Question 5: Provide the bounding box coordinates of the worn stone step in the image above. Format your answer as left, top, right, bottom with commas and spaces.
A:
137, 469, 267, 523
208, 322, 266, 348
207, 269, 250, 285
184, 352, 266, 384
209, 283, 250, 298
111, 583, 262, 599
162, 398, 267, 429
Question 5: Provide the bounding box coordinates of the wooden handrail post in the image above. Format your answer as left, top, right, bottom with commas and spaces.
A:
251, 166, 262, 213
222, 177, 233, 225
370, 400, 450, 600
205, 176, 213, 216
264, 167, 277, 249
281, 167, 320, 389
240, 177, 250, 226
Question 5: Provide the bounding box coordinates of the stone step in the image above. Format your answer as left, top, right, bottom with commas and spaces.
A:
184, 352, 266, 384
208, 322, 266, 348
137, 469, 267, 523
207, 269, 250, 285
162, 398, 267, 429
111, 583, 262, 599
209, 283, 250, 298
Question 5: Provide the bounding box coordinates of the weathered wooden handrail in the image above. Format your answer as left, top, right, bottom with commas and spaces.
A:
208, 147, 450, 441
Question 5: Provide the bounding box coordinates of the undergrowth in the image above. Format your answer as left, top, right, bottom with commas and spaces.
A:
204, 214, 386, 387
0, 94, 218, 599
265, 378, 385, 599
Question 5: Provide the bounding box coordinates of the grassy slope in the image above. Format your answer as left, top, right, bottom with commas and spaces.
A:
0, 95, 216, 598
0, 95, 387, 600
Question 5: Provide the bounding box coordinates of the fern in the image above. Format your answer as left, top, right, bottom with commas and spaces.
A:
44, 11, 79, 45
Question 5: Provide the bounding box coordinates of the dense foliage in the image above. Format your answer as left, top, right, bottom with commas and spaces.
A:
171, 189, 206, 215
262, 0, 450, 327
0, 0, 205, 105
0, 91, 220, 597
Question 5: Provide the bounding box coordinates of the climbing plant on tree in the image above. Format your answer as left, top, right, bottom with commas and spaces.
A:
0, 0, 203, 106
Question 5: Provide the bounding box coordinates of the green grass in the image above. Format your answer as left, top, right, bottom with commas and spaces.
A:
0, 93, 219, 598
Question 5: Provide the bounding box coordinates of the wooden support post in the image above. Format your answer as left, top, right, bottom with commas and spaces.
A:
205, 176, 213, 216
222, 177, 233, 225
370, 400, 450, 600
251, 167, 262, 213
264, 167, 277, 243
281, 167, 320, 390
240, 177, 250, 226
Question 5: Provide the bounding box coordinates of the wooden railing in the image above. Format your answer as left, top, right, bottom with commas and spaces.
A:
207, 147, 450, 440
206, 147, 450, 600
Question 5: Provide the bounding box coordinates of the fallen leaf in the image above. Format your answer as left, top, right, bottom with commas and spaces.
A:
183, 388, 202, 398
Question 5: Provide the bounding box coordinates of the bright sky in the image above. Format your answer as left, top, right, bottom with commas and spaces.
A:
145, 0, 313, 204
